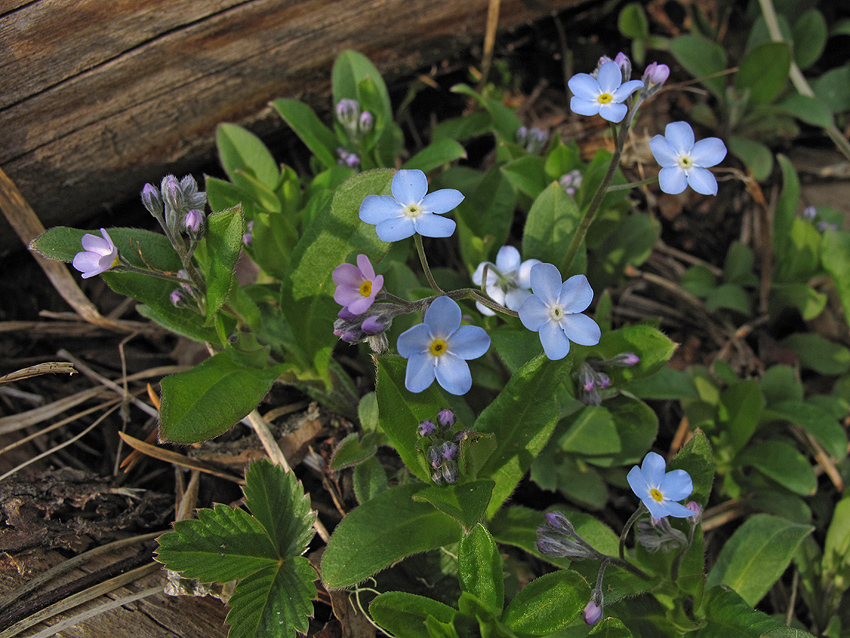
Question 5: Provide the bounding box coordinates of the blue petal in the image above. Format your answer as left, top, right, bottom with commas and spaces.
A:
596, 61, 622, 93
662, 501, 699, 518
421, 188, 464, 214
649, 134, 678, 168
405, 352, 437, 393
391, 169, 428, 205
414, 214, 456, 238
360, 194, 402, 224
611, 79, 644, 102
658, 166, 688, 194
475, 300, 496, 316
517, 259, 541, 289
529, 263, 562, 304
434, 354, 473, 395
568, 73, 601, 99
660, 469, 693, 501
644, 499, 676, 520
687, 168, 718, 196
448, 325, 490, 360
627, 466, 652, 501
518, 295, 549, 331
664, 122, 695, 155
559, 274, 593, 313
690, 137, 727, 167
539, 321, 571, 360
504, 287, 532, 311
397, 324, 432, 358
495, 245, 521, 273
472, 261, 496, 286
375, 218, 416, 242
641, 452, 667, 487
598, 102, 628, 123
424, 296, 462, 337
560, 313, 601, 347
570, 97, 601, 117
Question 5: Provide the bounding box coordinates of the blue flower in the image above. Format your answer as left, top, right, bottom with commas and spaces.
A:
472, 245, 540, 316
518, 264, 601, 360
627, 452, 696, 519
568, 61, 644, 123
649, 122, 727, 196
359, 169, 464, 242
397, 296, 490, 395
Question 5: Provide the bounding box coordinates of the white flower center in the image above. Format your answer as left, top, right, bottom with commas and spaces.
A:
548, 304, 565, 322
403, 203, 424, 219
677, 154, 694, 170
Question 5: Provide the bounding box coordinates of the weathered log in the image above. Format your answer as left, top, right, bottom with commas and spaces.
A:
0, 0, 584, 256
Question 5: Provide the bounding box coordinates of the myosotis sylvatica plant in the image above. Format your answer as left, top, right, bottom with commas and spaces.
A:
28, 24, 850, 635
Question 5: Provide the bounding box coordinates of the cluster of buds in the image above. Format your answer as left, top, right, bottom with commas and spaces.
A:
636, 501, 701, 553
559, 169, 583, 197
337, 147, 360, 169
576, 352, 639, 406
332, 304, 397, 353
536, 511, 603, 561
516, 126, 548, 154
142, 174, 208, 241
418, 408, 462, 485
335, 99, 374, 145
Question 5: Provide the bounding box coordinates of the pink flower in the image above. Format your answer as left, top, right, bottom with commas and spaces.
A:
333, 254, 384, 316
72, 229, 119, 279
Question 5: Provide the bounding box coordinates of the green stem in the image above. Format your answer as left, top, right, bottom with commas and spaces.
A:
607, 176, 658, 191
620, 503, 646, 561
116, 260, 194, 286
414, 234, 444, 294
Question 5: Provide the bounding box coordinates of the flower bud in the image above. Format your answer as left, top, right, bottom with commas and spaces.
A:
359, 111, 374, 133
242, 220, 254, 247
441, 460, 459, 484
428, 445, 442, 468
336, 99, 360, 126
536, 537, 570, 558
545, 511, 575, 536
686, 501, 702, 521
437, 408, 456, 428
183, 209, 205, 235
440, 441, 459, 461
610, 352, 640, 367
160, 175, 184, 213
141, 183, 163, 217
516, 126, 528, 146
361, 315, 384, 334
583, 601, 603, 626
643, 62, 670, 87
597, 373, 611, 389
418, 420, 437, 437
614, 52, 632, 82
803, 206, 817, 220
170, 289, 185, 308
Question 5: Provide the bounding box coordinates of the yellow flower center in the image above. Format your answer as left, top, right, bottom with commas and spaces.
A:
403, 204, 423, 219
650, 488, 664, 502
678, 155, 693, 169
429, 338, 448, 356
359, 281, 372, 297
598, 93, 613, 104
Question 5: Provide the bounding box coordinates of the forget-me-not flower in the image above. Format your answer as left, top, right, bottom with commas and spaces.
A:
397, 296, 490, 395
650, 121, 727, 196
72, 229, 119, 279
472, 246, 540, 316
627, 451, 696, 519
518, 263, 601, 360
333, 254, 384, 316
568, 61, 644, 123
359, 169, 463, 242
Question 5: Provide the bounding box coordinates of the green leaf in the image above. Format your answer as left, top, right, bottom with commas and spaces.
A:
766, 401, 847, 461
451, 84, 522, 141
668, 429, 714, 507
156, 503, 278, 581
159, 353, 284, 443
585, 395, 658, 467
735, 42, 790, 105
705, 283, 751, 315
589, 213, 657, 288
727, 136, 773, 181
353, 456, 388, 504
737, 439, 817, 495
413, 480, 495, 533
243, 461, 315, 557
272, 98, 339, 170
225, 559, 316, 638
770, 282, 827, 320
370, 592, 458, 638
694, 587, 788, 637
329, 432, 379, 471
522, 182, 582, 272
501, 156, 548, 200
780, 333, 850, 375
822, 230, 850, 330
217, 123, 280, 190
403, 139, 467, 173
559, 406, 621, 455
723, 242, 758, 286
812, 63, 850, 113
196, 206, 244, 319
502, 570, 590, 635
776, 94, 834, 128
775, 218, 821, 283
669, 34, 728, 98
590, 617, 633, 637
475, 355, 567, 517
759, 366, 803, 406
622, 367, 699, 400
681, 265, 718, 297
432, 112, 493, 143
717, 380, 764, 454
793, 10, 827, 69
332, 50, 392, 129
618, 3, 649, 39
135, 303, 220, 344
773, 155, 799, 258
321, 483, 460, 588
705, 513, 813, 606
823, 490, 850, 579
458, 524, 504, 612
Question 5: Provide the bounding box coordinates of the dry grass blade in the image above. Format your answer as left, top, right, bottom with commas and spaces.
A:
118, 432, 245, 485
0, 363, 77, 386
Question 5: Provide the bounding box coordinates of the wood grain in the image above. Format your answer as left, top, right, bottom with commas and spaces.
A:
0, 0, 583, 256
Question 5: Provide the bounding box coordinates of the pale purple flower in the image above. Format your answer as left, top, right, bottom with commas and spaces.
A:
643, 62, 670, 86
72, 229, 119, 279
183, 209, 204, 234
359, 169, 463, 242
649, 122, 727, 196
583, 601, 603, 626
518, 264, 601, 360
437, 408, 456, 428
333, 254, 384, 316
568, 61, 644, 123
627, 451, 696, 519
472, 246, 540, 316
397, 296, 490, 395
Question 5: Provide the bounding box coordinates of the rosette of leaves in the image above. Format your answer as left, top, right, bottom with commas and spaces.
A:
156, 461, 316, 638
